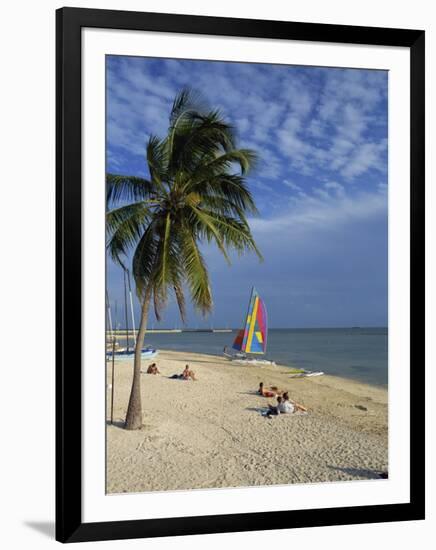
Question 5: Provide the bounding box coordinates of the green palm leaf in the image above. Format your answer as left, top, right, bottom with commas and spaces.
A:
106, 174, 155, 205
180, 228, 212, 315
106, 202, 151, 266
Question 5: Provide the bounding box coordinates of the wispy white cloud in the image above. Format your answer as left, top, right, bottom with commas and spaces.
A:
324, 181, 345, 197
341, 140, 387, 179
274, 68, 387, 184
249, 184, 387, 236
106, 57, 388, 198
283, 180, 302, 192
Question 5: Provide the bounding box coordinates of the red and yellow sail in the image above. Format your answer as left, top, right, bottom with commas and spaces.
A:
232, 287, 267, 354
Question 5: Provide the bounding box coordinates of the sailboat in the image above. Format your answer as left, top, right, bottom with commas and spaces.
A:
106, 269, 158, 361
107, 346, 158, 360
223, 287, 275, 366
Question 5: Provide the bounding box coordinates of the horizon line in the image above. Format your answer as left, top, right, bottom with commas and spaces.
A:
108, 325, 388, 331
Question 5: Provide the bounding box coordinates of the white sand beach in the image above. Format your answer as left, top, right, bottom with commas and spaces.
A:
106, 350, 388, 494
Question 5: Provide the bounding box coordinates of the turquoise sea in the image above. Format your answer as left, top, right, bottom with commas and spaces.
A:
118, 327, 388, 387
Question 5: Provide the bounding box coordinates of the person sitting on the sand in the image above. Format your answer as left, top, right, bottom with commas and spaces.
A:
146, 363, 160, 375
277, 394, 294, 414
170, 365, 197, 381
279, 392, 307, 413
181, 364, 197, 381
258, 382, 282, 398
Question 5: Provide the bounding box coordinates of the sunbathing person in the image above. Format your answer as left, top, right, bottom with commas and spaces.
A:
258, 382, 283, 398
170, 364, 197, 381
280, 392, 307, 413
181, 364, 197, 381
146, 363, 160, 375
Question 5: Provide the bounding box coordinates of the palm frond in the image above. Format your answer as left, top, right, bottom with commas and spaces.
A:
153, 213, 173, 300
152, 286, 164, 322
173, 282, 187, 324
131, 221, 159, 299
193, 149, 257, 179
106, 174, 155, 206
180, 228, 212, 315
170, 116, 236, 172
189, 206, 231, 264
169, 88, 207, 128
196, 209, 263, 260
146, 136, 168, 192
187, 174, 259, 215
106, 202, 151, 266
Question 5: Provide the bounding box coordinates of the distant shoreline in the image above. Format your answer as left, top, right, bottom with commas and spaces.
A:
107, 328, 233, 334
106, 327, 388, 333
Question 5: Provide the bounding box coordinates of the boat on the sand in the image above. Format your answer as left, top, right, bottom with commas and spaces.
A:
223, 287, 275, 366
106, 346, 158, 361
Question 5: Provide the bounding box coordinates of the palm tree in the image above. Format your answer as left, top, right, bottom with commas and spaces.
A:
106, 89, 262, 430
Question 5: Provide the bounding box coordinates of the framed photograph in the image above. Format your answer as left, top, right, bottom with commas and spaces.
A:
56, 7, 425, 543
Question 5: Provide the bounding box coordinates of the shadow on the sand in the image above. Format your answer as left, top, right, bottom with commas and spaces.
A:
106, 419, 125, 429
245, 407, 265, 413
24, 521, 54, 539
328, 466, 388, 479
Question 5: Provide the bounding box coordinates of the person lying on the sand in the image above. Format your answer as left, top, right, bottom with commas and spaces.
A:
258, 382, 283, 397
170, 365, 197, 381
279, 392, 307, 413
146, 363, 160, 375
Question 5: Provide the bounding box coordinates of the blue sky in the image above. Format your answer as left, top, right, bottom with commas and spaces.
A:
106, 56, 388, 329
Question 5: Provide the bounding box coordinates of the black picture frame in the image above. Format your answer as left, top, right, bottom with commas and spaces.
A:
56, 7, 425, 543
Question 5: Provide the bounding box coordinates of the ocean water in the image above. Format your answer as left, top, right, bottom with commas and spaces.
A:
119, 327, 388, 387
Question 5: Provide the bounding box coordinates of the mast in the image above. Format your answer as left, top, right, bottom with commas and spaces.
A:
106, 290, 114, 341
232, 287, 254, 353
263, 296, 268, 354
241, 286, 256, 353
127, 269, 136, 345
242, 287, 267, 355
114, 300, 118, 340
123, 268, 130, 353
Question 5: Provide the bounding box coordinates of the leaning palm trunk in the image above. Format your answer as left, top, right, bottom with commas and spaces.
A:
124, 287, 151, 430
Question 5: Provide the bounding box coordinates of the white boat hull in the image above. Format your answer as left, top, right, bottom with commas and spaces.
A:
223, 350, 275, 366
107, 348, 159, 361
231, 358, 276, 366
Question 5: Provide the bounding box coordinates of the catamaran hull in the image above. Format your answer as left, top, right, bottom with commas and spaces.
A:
107, 348, 159, 361
223, 350, 275, 366
231, 359, 276, 366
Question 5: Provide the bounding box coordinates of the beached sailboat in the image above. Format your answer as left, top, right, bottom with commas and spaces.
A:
223, 287, 275, 366
106, 268, 158, 361
106, 346, 158, 361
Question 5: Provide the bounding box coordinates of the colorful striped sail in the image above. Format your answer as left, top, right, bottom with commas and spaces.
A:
232, 287, 267, 354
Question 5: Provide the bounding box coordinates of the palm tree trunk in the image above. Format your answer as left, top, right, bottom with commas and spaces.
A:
124, 287, 151, 430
